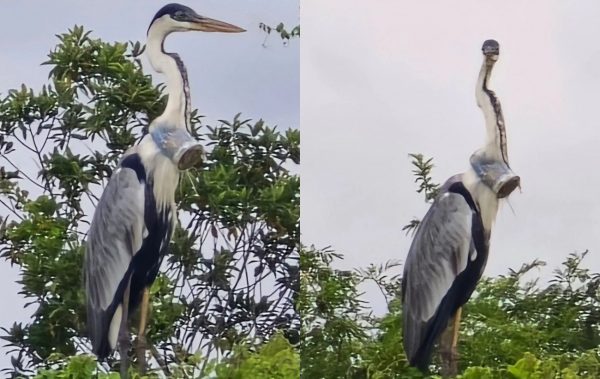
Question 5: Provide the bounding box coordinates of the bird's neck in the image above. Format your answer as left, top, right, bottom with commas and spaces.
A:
135, 135, 180, 210
146, 27, 192, 131
475, 60, 508, 164
463, 168, 499, 235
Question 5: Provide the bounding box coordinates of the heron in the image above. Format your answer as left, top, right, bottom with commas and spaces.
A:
401, 39, 520, 375
83, 3, 244, 376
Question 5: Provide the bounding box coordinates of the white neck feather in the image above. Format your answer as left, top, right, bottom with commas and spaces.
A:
133, 135, 180, 209
147, 21, 186, 129
463, 168, 499, 235
475, 60, 507, 163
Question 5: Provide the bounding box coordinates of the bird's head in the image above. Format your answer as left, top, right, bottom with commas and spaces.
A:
147, 3, 245, 36
470, 152, 520, 198
482, 39, 499, 64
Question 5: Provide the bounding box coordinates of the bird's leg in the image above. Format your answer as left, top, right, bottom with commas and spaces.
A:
136, 288, 150, 374
440, 307, 462, 378
119, 281, 131, 379
451, 307, 462, 353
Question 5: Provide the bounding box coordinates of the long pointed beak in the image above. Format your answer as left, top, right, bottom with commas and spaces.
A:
191, 16, 246, 33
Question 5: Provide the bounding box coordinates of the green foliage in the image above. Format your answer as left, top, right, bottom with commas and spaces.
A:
299, 247, 369, 378
214, 333, 299, 379
408, 153, 440, 203
299, 247, 600, 379
33, 334, 299, 379
0, 26, 298, 377
33, 356, 113, 379
259, 23, 300, 47
457, 350, 600, 379
457, 251, 600, 371
402, 153, 440, 236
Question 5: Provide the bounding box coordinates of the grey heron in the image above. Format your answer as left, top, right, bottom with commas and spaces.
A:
83, 3, 244, 375
401, 39, 520, 374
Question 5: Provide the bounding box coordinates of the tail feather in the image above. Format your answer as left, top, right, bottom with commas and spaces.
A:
404, 293, 463, 372
87, 305, 114, 359
86, 269, 135, 359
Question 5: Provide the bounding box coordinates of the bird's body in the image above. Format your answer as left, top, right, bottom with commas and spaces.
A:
402, 170, 496, 371
402, 40, 519, 373
83, 4, 244, 370
85, 133, 178, 357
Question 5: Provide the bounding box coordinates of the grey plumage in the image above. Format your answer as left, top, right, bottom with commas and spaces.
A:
402, 174, 489, 370
84, 137, 179, 358
85, 159, 147, 355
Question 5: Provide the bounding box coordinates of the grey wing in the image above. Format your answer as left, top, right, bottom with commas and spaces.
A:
402, 192, 473, 363
84, 167, 146, 352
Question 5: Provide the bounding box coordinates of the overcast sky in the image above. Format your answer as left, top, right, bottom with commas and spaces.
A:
0, 0, 298, 368
302, 0, 600, 315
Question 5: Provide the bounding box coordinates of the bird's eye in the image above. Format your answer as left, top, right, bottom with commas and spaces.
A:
173, 11, 184, 20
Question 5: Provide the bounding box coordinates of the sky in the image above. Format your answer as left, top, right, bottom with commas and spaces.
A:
302, 0, 600, 315
0, 0, 298, 368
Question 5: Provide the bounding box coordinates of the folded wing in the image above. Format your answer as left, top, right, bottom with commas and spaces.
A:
402, 188, 479, 370
84, 165, 146, 357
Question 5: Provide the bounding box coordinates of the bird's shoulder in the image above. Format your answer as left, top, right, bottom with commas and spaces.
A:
88, 156, 148, 235
405, 189, 475, 273
422, 190, 474, 231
